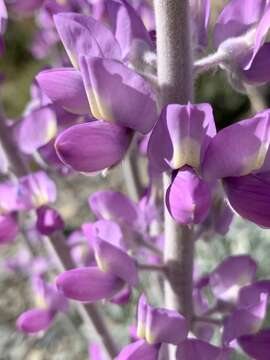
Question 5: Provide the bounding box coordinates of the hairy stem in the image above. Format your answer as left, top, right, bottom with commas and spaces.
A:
0, 112, 118, 359
154, 0, 195, 326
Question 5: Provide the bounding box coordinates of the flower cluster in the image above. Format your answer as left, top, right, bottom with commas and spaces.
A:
1, 0, 270, 359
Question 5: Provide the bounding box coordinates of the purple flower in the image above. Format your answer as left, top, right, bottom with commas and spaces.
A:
202, 110, 270, 227
36, 205, 64, 235
209, 255, 257, 302
55, 120, 132, 173
214, 0, 270, 85
17, 276, 68, 334
16, 106, 57, 154
166, 166, 212, 225
16, 171, 57, 210
36, 68, 90, 115
56, 266, 124, 302
136, 294, 188, 345
148, 103, 216, 174
79, 56, 157, 134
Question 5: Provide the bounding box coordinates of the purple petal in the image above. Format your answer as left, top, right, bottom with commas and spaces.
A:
210, 255, 257, 302
36, 205, 64, 235
116, 339, 159, 360
88, 343, 107, 360
32, 276, 68, 313
148, 103, 216, 173
55, 120, 132, 173
0, 214, 19, 245
16, 107, 57, 154
91, 219, 124, 249
16, 308, 54, 334
190, 0, 210, 50
244, 4, 270, 69
213, 0, 266, 48
213, 200, 234, 236
238, 329, 270, 360
92, 236, 138, 287
79, 56, 157, 134
89, 190, 139, 226
0, 182, 19, 213
137, 294, 188, 345
224, 172, 270, 228
54, 12, 121, 67
0, 0, 7, 35
145, 306, 188, 345
166, 167, 212, 225
222, 291, 268, 345
242, 43, 270, 84
56, 266, 124, 302
176, 339, 231, 360
10, 0, 44, 14
110, 286, 131, 305
202, 111, 270, 180
17, 171, 57, 210
36, 68, 90, 115
106, 0, 153, 59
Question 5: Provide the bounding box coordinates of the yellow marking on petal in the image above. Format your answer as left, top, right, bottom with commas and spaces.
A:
145, 327, 156, 345
95, 254, 110, 273
35, 294, 47, 309
242, 142, 269, 175
57, 0, 67, 4
87, 88, 114, 122
32, 192, 49, 208
66, 49, 78, 69
171, 137, 201, 170
46, 121, 57, 142
136, 322, 146, 339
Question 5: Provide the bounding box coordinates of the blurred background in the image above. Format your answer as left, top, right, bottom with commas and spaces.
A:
0, 0, 270, 359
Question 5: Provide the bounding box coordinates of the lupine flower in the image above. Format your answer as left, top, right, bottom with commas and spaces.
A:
202, 110, 270, 227
36, 205, 64, 235
16, 106, 57, 154
166, 166, 211, 225
36, 68, 90, 115
55, 120, 132, 172
17, 171, 57, 210
214, 0, 270, 86
148, 103, 216, 225
57, 221, 138, 302
17, 276, 68, 334
67, 230, 94, 267
222, 287, 268, 345
56, 266, 124, 302
89, 190, 139, 228
103, 0, 154, 59
209, 255, 257, 302
136, 294, 188, 345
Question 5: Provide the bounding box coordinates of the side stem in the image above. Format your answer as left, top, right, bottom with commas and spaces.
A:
154, 0, 195, 325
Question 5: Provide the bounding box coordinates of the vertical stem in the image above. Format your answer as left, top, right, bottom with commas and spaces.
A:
154, 0, 194, 325
0, 112, 118, 359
